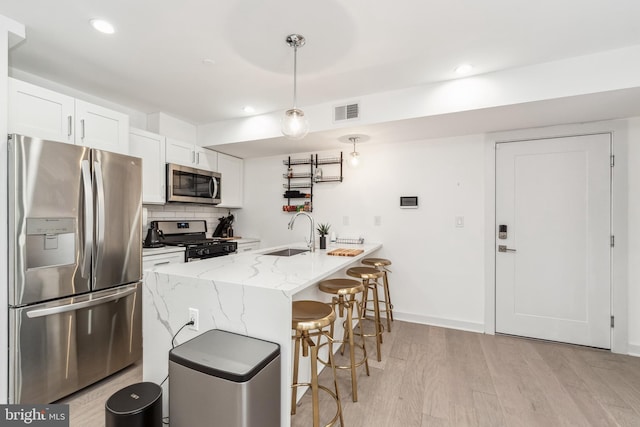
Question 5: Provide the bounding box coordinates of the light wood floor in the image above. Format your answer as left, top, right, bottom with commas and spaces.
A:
56, 361, 143, 427
56, 321, 640, 427
291, 321, 640, 427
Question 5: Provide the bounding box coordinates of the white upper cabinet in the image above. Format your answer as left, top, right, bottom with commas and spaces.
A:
75, 100, 129, 154
129, 128, 166, 204
8, 78, 130, 154
8, 78, 75, 144
166, 138, 218, 171
217, 153, 243, 208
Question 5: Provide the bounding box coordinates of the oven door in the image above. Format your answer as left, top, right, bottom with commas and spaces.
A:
166, 163, 221, 204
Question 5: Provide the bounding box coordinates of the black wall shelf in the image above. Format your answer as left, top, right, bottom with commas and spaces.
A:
282, 152, 343, 212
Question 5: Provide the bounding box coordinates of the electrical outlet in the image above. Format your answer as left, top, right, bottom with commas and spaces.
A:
188, 308, 199, 331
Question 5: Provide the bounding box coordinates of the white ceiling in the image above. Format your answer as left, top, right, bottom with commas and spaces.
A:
4, 0, 640, 153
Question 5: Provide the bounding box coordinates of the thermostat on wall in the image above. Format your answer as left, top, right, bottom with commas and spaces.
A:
400, 196, 418, 209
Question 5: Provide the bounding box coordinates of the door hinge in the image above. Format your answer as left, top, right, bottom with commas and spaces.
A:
611, 235, 615, 247
610, 155, 615, 167
611, 315, 615, 328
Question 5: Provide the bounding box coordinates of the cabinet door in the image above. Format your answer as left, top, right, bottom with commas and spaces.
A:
217, 153, 243, 208
75, 100, 129, 154
166, 138, 195, 167
8, 78, 75, 144
142, 252, 184, 271
195, 147, 218, 171
129, 128, 166, 204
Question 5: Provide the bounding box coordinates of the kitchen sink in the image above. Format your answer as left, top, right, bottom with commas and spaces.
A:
263, 248, 309, 257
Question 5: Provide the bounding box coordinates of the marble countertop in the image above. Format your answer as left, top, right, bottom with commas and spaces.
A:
150, 242, 381, 295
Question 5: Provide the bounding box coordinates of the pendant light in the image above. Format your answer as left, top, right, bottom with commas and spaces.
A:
339, 134, 369, 167
281, 34, 309, 140
348, 137, 360, 167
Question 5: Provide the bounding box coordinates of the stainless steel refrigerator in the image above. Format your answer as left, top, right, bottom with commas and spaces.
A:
7, 134, 143, 404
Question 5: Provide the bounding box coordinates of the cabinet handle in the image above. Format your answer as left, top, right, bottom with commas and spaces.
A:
192, 151, 195, 164
153, 261, 171, 266
196, 152, 200, 164
81, 119, 85, 139
67, 116, 73, 137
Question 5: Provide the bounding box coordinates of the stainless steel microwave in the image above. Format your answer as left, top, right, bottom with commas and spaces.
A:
166, 163, 221, 204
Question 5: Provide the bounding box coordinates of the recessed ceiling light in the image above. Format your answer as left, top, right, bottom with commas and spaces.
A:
202, 58, 216, 66
455, 63, 473, 75
242, 106, 255, 113
90, 19, 115, 35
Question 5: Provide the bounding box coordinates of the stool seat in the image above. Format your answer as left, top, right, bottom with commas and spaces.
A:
319, 278, 364, 295
292, 301, 335, 331
362, 258, 392, 268
346, 266, 384, 280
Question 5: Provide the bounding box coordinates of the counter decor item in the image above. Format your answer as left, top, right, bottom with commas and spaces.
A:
317, 223, 331, 249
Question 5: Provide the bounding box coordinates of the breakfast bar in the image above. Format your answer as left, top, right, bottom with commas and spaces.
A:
142, 242, 382, 425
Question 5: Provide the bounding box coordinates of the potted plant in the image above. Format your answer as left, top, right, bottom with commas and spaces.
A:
316, 223, 331, 249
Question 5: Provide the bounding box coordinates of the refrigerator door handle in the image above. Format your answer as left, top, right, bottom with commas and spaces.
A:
94, 160, 106, 277
25, 284, 138, 318
81, 160, 93, 278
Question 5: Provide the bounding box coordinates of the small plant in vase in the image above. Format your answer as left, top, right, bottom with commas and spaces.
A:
316, 223, 331, 249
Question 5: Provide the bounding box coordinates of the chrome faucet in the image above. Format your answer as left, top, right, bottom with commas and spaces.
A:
287, 211, 315, 252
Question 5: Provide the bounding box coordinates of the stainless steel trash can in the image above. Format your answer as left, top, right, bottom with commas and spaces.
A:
169, 329, 281, 427
105, 381, 162, 427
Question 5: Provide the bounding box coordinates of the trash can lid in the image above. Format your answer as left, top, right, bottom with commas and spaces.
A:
169, 330, 280, 383
105, 382, 162, 415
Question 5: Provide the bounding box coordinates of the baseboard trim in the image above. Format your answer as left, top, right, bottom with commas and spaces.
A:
394, 311, 485, 334
628, 342, 640, 357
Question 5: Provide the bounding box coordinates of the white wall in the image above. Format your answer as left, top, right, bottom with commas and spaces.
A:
1, 13, 25, 404
239, 135, 487, 331
239, 118, 640, 352
627, 117, 640, 356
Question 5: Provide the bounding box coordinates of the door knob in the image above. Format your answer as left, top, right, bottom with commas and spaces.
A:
498, 245, 516, 253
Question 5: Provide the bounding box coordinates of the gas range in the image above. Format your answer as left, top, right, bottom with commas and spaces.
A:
151, 220, 237, 262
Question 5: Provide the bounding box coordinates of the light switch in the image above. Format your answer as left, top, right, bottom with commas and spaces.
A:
374, 216, 382, 226
343, 216, 350, 226
455, 216, 464, 228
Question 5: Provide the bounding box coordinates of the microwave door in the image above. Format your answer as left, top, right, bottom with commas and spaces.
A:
8, 135, 91, 306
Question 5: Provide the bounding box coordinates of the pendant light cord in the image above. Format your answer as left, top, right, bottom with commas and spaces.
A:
292, 45, 298, 109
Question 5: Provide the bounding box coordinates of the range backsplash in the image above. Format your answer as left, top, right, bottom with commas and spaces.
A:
143, 204, 233, 237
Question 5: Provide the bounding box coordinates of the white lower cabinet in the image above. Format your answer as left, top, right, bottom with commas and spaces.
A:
129, 128, 166, 204
142, 251, 185, 271
237, 240, 260, 252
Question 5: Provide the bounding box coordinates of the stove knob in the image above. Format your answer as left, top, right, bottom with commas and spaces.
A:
197, 249, 205, 256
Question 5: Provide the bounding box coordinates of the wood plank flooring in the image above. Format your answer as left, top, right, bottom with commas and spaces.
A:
291, 321, 640, 427
55, 321, 640, 426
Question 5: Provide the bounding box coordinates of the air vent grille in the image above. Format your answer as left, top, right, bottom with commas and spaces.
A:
334, 103, 360, 122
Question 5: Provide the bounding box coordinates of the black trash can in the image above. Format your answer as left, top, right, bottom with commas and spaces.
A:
169, 329, 280, 427
105, 381, 162, 427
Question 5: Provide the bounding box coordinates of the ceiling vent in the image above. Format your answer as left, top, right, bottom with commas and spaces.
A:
333, 102, 360, 122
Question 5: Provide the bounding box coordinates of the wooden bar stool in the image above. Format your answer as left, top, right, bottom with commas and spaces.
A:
362, 257, 394, 332
318, 278, 370, 402
346, 266, 385, 362
291, 300, 344, 427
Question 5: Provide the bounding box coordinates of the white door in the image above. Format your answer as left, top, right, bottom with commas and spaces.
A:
495, 134, 611, 348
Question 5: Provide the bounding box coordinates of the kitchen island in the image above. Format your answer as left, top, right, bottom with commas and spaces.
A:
142, 242, 382, 425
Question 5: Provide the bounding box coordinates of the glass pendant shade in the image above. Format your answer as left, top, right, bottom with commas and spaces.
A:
281, 108, 309, 140
349, 150, 360, 167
